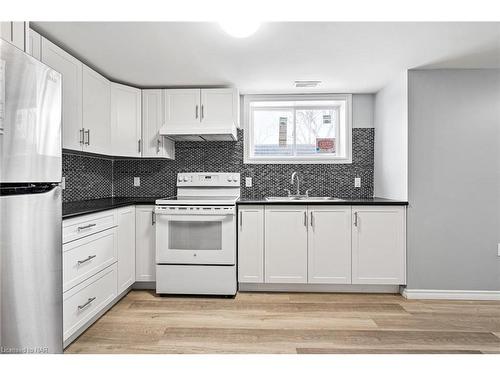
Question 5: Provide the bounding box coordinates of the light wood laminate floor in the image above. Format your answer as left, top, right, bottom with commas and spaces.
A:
65, 290, 500, 354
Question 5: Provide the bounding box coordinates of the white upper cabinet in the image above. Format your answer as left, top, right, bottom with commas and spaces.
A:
308, 206, 352, 284
111, 83, 141, 157
352, 206, 406, 285
265, 205, 308, 283
162, 88, 239, 139
82, 65, 111, 154
41, 37, 83, 151
142, 89, 175, 159
200, 88, 239, 128
164, 89, 201, 127
238, 206, 265, 283
0, 22, 25, 50
27, 28, 41, 60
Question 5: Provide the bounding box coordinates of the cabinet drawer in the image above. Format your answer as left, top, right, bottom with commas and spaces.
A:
63, 228, 117, 292
63, 210, 117, 244
63, 263, 117, 341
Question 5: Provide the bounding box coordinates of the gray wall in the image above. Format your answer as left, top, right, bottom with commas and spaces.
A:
407, 69, 500, 291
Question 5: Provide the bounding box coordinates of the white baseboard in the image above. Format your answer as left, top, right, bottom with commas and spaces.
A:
239, 283, 400, 293
402, 288, 500, 300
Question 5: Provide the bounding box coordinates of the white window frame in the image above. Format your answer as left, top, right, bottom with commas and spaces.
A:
243, 94, 352, 164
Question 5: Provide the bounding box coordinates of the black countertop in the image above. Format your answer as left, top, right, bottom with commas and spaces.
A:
63, 196, 408, 219
63, 197, 159, 219
236, 197, 408, 206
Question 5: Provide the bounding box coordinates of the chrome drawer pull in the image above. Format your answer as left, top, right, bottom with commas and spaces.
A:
77, 223, 96, 231
77, 255, 96, 265
78, 297, 96, 310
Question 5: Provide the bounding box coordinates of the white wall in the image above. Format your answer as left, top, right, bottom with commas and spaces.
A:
352, 94, 374, 128
407, 69, 500, 291
374, 72, 408, 200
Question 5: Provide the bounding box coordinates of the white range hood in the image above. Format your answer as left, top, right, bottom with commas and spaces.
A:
159, 123, 238, 141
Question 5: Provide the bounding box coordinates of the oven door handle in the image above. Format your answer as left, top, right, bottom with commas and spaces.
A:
156, 214, 234, 221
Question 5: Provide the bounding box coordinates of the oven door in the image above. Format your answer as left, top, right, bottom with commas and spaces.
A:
156, 211, 236, 265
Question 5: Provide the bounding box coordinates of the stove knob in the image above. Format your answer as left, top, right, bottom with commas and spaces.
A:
227, 176, 232, 182
233, 176, 239, 182
178, 176, 182, 182
183, 177, 188, 182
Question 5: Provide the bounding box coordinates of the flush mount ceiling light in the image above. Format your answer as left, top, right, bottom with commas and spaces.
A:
219, 21, 260, 38
294, 80, 322, 88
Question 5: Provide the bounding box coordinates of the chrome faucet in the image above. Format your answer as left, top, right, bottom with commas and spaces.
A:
289, 172, 309, 198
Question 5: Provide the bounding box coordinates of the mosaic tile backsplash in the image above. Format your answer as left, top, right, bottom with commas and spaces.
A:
62, 128, 374, 202
62, 151, 113, 202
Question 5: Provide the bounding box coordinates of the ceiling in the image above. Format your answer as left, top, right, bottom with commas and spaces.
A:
32, 22, 500, 93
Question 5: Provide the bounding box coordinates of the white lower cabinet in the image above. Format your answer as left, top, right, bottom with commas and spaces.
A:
63, 263, 117, 341
135, 205, 156, 282
308, 206, 352, 284
116, 206, 136, 294
352, 206, 406, 285
265, 206, 308, 283
237, 205, 264, 283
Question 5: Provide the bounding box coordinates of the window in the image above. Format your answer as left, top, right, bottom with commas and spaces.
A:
244, 94, 352, 164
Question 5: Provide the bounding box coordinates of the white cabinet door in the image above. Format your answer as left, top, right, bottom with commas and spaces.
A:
308, 206, 352, 284
142, 89, 175, 159
164, 88, 201, 127
117, 206, 136, 294
82, 65, 111, 155
200, 88, 238, 128
0, 22, 25, 50
111, 83, 141, 157
27, 29, 41, 60
352, 206, 406, 285
265, 205, 308, 283
238, 206, 264, 283
41, 37, 83, 151
135, 205, 156, 282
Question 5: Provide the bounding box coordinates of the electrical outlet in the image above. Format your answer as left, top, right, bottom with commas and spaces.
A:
497, 243, 500, 257
134, 177, 140, 187
61, 177, 66, 190
354, 177, 361, 188
245, 177, 253, 187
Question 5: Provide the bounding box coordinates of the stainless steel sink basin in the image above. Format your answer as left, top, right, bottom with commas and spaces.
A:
265, 196, 344, 202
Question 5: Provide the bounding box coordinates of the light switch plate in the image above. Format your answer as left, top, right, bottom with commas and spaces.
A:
497, 243, 500, 257
245, 177, 253, 187
61, 177, 66, 190
354, 177, 361, 188
134, 177, 140, 187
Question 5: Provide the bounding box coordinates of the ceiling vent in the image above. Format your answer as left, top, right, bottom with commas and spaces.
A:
294, 80, 322, 88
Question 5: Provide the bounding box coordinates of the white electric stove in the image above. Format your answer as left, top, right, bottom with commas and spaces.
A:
155, 173, 240, 296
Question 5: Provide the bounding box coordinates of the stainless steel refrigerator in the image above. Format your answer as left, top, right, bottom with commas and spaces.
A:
0, 39, 63, 354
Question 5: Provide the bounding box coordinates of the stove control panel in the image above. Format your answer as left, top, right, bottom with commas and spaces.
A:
176, 173, 240, 187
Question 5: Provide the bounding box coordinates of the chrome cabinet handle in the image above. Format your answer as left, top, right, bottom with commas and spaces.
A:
84, 129, 90, 145
303, 211, 307, 227
239, 211, 243, 229
151, 210, 156, 225
77, 223, 96, 231
79, 129, 85, 144
201, 105, 204, 120
138, 139, 141, 153
77, 255, 96, 265
78, 297, 96, 310
354, 212, 358, 227
195, 105, 199, 119
310, 211, 314, 228
156, 138, 161, 153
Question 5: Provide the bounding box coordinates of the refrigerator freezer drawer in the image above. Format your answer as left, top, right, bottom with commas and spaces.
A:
63, 209, 117, 244
63, 228, 117, 292
63, 263, 117, 341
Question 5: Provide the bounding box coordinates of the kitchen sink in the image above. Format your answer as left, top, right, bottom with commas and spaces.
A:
265, 196, 344, 202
